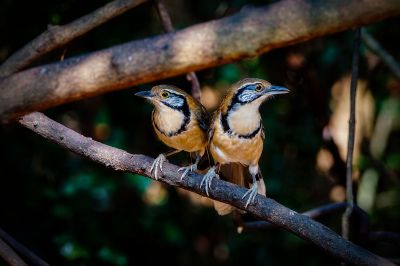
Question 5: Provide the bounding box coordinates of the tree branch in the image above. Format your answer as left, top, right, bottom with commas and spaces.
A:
0, 238, 27, 266
1, 0, 399, 120
242, 202, 347, 232
342, 28, 361, 241
368, 231, 400, 247
362, 31, 400, 80
154, 0, 201, 101
18, 112, 394, 266
154, 0, 174, 32
241, 202, 374, 239
0, 227, 49, 266
0, 0, 148, 78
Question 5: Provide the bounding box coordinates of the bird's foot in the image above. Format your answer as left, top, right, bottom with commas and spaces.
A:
177, 162, 198, 181
150, 154, 167, 180
242, 182, 258, 208
200, 166, 219, 196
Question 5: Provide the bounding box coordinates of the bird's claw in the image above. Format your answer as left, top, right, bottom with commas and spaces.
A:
242, 183, 258, 208
150, 154, 167, 180
177, 163, 197, 181
200, 166, 219, 196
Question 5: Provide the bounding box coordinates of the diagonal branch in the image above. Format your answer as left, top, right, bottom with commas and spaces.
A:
0, 0, 148, 78
242, 202, 347, 232
1, 0, 400, 120
154, 0, 174, 32
154, 0, 201, 101
0, 238, 27, 266
362, 31, 400, 80
0, 227, 49, 266
18, 112, 394, 266
368, 231, 400, 246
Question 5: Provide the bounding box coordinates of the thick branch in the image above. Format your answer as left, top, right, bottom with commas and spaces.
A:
0, 0, 148, 78
19, 112, 394, 266
1, 0, 400, 120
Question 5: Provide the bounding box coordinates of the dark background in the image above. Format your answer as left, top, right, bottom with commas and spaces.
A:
0, 0, 399, 265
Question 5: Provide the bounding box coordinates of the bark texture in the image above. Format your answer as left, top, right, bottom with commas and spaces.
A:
1, 0, 400, 120
18, 112, 395, 266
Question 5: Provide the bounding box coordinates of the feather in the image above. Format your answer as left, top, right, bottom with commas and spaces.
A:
213, 163, 246, 215
195, 104, 210, 132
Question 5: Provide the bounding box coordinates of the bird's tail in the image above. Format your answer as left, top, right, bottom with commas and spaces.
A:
213, 163, 265, 215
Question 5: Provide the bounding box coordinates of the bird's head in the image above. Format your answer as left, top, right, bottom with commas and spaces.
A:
135, 85, 189, 111
221, 78, 289, 112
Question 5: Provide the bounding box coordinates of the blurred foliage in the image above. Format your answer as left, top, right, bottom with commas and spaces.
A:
1, 0, 400, 265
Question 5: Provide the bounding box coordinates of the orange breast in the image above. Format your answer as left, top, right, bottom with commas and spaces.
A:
154, 118, 207, 156
210, 120, 263, 166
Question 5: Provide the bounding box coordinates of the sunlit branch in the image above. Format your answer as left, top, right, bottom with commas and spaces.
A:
1, 0, 399, 120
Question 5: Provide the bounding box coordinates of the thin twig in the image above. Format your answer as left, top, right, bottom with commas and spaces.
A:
342, 28, 361, 241
0, 238, 27, 266
0, 227, 49, 266
186, 72, 202, 102
0, 0, 148, 78
154, 0, 174, 32
368, 231, 400, 246
154, 0, 201, 101
18, 112, 394, 266
242, 203, 374, 236
303, 202, 348, 218
363, 31, 400, 80
243, 202, 347, 232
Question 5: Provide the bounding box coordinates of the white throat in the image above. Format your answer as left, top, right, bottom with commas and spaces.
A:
227, 102, 261, 136
153, 103, 185, 134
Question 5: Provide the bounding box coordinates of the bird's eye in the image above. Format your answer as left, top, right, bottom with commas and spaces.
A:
255, 84, 264, 92
160, 91, 170, 98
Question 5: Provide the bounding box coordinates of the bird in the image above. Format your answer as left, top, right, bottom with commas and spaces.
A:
201, 78, 289, 215
135, 85, 209, 180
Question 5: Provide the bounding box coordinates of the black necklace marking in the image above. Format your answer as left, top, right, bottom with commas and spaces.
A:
153, 93, 190, 137
220, 84, 263, 139
221, 111, 262, 139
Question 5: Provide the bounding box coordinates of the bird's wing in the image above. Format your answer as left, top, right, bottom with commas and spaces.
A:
194, 105, 210, 132
261, 124, 265, 141
207, 111, 220, 144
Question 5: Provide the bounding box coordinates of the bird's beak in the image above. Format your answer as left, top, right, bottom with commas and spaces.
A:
134, 90, 154, 99
264, 85, 290, 96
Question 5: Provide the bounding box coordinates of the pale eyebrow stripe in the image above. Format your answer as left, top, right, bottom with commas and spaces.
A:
165, 89, 185, 96
238, 82, 262, 91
